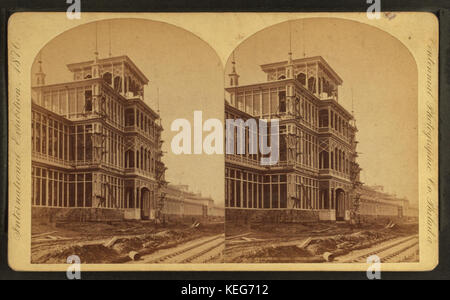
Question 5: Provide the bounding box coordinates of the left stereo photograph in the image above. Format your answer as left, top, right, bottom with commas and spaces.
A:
9, 16, 225, 269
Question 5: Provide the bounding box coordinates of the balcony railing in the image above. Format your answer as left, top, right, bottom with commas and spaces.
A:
124, 167, 155, 179
318, 127, 351, 144
124, 125, 157, 141
319, 168, 351, 180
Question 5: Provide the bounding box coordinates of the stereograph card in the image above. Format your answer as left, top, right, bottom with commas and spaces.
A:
7, 12, 439, 271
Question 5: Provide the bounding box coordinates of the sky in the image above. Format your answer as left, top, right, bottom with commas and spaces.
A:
225, 18, 418, 204
31, 19, 225, 204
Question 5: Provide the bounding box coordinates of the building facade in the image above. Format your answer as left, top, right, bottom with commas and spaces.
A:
225, 55, 360, 222
163, 185, 225, 221
357, 185, 418, 221
31, 55, 166, 221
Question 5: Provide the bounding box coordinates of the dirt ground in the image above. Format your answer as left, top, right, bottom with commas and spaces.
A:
224, 220, 419, 263
31, 219, 224, 264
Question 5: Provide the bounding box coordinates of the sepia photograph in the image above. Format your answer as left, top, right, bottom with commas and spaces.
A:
224, 18, 420, 263
29, 19, 225, 264
6, 12, 438, 272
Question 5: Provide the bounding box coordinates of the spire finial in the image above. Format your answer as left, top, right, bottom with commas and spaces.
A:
38, 51, 43, 72
108, 21, 112, 57
288, 21, 292, 58
157, 87, 160, 114
34, 50, 46, 86
352, 88, 354, 116
302, 20, 306, 58
229, 51, 240, 87
231, 51, 237, 73
157, 87, 162, 126
94, 22, 99, 60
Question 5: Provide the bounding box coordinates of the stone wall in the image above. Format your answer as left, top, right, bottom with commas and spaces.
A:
32, 207, 124, 224
226, 209, 320, 225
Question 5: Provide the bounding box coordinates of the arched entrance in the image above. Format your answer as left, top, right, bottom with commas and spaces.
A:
140, 188, 151, 220
335, 188, 346, 221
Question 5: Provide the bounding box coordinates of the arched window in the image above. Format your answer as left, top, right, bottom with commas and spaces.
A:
103, 72, 112, 85
113, 76, 122, 92
308, 77, 316, 93
296, 73, 306, 85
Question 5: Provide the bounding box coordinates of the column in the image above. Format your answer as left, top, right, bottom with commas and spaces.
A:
134, 186, 138, 209
121, 62, 125, 94
330, 188, 334, 210
315, 63, 319, 95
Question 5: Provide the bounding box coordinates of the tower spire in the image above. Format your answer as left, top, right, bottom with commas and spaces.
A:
351, 88, 357, 126
288, 21, 293, 63
302, 20, 306, 58
352, 88, 354, 116
157, 87, 160, 114
34, 51, 46, 86
157, 87, 162, 126
94, 22, 99, 61
91, 22, 101, 79
229, 51, 240, 87
38, 51, 43, 72
286, 21, 294, 79
108, 21, 112, 57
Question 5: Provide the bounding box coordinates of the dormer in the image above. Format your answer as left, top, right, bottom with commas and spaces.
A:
66, 55, 149, 99
260, 56, 343, 100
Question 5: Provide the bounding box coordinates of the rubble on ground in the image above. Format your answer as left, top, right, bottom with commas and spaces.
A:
225, 221, 418, 263
31, 221, 224, 264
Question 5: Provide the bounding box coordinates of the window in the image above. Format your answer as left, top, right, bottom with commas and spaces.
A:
280, 128, 287, 162
237, 93, 244, 111
279, 91, 286, 113
85, 90, 92, 112
270, 89, 277, 115
35, 119, 41, 153
253, 92, 260, 116
319, 110, 329, 127
262, 90, 269, 115
114, 76, 122, 92
280, 175, 287, 208
125, 108, 134, 126
103, 72, 112, 85
69, 126, 75, 161
52, 91, 59, 112
263, 175, 270, 208
85, 125, 92, 161
68, 89, 76, 115
77, 88, 83, 114
76, 125, 84, 161
271, 175, 278, 209
245, 93, 252, 114
297, 73, 306, 85
42, 119, 47, 154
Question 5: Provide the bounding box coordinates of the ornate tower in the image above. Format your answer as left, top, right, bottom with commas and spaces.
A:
33, 53, 46, 86
228, 52, 240, 87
